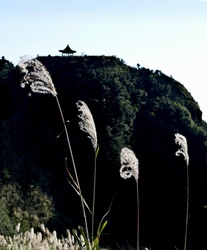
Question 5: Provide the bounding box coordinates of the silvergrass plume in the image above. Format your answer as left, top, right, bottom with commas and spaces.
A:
120, 147, 139, 181
175, 133, 189, 250
175, 133, 189, 166
18, 56, 90, 245
18, 55, 57, 96
76, 100, 99, 245
76, 100, 98, 151
120, 147, 139, 250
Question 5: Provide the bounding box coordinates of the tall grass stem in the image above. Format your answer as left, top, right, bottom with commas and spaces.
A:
136, 179, 139, 250
184, 163, 189, 250
55, 96, 90, 245
92, 147, 99, 245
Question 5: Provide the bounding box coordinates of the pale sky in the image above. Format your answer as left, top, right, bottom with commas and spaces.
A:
1, 0, 207, 121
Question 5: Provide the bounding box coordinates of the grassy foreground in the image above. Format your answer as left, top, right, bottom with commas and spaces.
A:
0, 225, 108, 250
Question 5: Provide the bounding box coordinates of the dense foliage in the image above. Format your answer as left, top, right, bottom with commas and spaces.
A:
0, 55, 207, 249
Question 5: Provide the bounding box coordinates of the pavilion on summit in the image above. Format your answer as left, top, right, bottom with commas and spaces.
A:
59, 44, 76, 56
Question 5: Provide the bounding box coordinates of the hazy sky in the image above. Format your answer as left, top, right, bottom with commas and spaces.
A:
1, 0, 207, 121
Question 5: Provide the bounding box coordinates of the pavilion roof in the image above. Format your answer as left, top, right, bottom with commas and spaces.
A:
59, 44, 76, 54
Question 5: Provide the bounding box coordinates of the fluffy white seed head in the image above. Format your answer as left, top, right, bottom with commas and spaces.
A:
18, 55, 57, 96
76, 100, 98, 151
120, 147, 139, 181
0, 235, 7, 246
15, 223, 21, 233
40, 224, 46, 234
175, 133, 189, 165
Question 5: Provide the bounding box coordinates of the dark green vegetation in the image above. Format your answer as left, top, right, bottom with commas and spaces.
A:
0, 55, 207, 249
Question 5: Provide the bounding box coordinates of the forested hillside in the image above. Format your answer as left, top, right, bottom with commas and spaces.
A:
0, 55, 207, 249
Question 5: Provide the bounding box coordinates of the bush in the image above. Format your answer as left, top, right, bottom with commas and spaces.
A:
0, 183, 54, 232
0, 205, 14, 236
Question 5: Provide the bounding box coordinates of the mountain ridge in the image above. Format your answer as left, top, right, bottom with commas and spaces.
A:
0, 55, 207, 249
